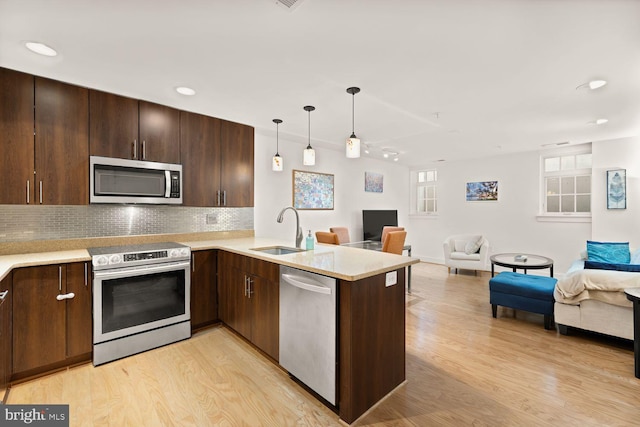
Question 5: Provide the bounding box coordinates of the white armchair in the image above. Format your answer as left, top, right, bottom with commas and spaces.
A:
443, 234, 490, 274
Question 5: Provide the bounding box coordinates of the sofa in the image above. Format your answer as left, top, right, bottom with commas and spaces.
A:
554, 241, 639, 340
443, 234, 490, 274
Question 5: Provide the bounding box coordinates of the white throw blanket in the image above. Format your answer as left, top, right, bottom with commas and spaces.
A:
554, 264, 638, 307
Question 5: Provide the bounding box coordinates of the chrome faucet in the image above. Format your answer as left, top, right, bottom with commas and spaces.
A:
277, 206, 303, 248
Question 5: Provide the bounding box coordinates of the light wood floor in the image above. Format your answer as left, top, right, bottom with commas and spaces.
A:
7, 263, 640, 426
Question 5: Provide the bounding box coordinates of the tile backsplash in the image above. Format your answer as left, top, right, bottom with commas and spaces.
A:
0, 205, 254, 242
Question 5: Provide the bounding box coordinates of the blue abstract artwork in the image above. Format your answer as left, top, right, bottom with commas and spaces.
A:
293, 170, 334, 210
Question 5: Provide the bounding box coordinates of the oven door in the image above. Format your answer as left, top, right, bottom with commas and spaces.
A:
93, 260, 191, 344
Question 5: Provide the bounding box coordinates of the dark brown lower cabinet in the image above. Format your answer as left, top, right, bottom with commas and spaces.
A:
218, 252, 279, 361
12, 262, 92, 380
338, 268, 406, 423
190, 249, 218, 331
0, 273, 12, 402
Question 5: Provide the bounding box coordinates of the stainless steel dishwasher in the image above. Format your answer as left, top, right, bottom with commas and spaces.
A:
279, 265, 337, 405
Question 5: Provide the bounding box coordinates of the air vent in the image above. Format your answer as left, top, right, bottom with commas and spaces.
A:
274, 0, 305, 11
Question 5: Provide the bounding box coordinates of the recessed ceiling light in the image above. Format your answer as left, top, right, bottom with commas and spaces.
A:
25, 42, 57, 57
576, 80, 607, 90
175, 86, 196, 96
393, 157, 399, 162
588, 80, 607, 90
588, 118, 608, 125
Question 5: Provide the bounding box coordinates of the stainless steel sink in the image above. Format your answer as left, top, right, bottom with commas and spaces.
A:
250, 246, 306, 255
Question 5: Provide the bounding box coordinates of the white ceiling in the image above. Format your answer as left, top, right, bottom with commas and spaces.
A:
1, 0, 639, 167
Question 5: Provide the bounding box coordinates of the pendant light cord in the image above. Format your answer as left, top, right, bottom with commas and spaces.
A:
352, 92, 355, 135
307, 109, 311, 149
276, 122, 279, 154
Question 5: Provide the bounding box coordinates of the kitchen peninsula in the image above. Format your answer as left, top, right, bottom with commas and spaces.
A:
0, 235, 418, 424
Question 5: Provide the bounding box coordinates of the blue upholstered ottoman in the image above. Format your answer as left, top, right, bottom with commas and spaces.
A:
489, 272, 557, 330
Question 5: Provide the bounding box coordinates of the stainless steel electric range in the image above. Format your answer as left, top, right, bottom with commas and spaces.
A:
88, 242, 191, 366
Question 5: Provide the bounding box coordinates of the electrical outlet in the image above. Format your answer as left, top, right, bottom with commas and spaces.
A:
206, 214, 218, 225
385, 271, 397, 287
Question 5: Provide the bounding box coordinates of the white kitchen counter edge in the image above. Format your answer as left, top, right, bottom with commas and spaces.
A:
0, 237, 419, 283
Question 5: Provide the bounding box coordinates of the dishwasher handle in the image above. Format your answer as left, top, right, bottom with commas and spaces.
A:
281, 273, 332, 295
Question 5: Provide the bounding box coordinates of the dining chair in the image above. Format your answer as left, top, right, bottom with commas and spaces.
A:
381, 226, 405, 244
315, 231, 340, 245
329, 227, 350, 244
382, 231, 407, 255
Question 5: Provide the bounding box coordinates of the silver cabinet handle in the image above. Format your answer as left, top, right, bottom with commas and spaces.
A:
192, 254, 195, 272
26, 180, 30, 204
142, 140, 146, 160
132, 139, 138, 159
223, 190, 227, 206
58, 266, 62, 291
56, 292, 75, 301
243, 275, 248, 297
39, 181, 43, 204
0, 290, 8, 301
247, 277, 253, 298
84, 262, 88, 287
217, 190, 221, 206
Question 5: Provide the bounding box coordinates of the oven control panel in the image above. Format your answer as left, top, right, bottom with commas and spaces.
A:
123, 250, 167, 262
90, 243, 191, 270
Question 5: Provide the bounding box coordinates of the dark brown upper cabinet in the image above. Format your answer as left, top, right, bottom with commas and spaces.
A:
0, 67, 89, 205
220, 120, 254, 207
0, 68, 35, 204
90, 90, 180, 164
180, 112, 254, 207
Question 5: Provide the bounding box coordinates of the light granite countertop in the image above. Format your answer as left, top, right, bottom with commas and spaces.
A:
0, 236, 419, 283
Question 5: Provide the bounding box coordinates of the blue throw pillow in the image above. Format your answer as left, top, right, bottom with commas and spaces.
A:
586, 241, 630, 264
584, 260, 640, 272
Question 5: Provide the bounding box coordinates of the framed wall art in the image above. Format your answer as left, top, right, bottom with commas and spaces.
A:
364, 172, 383, 193
606, 169, 626, 209
466, 181, 498, 201
293, 170, 334, 210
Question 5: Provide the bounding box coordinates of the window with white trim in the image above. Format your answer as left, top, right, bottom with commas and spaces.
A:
415, 170, 437, 214
542, 150, 591, 214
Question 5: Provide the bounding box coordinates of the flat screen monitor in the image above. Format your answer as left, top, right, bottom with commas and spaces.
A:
362, 210, 398, 241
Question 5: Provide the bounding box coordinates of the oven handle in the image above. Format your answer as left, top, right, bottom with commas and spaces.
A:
93, 260, 191, 280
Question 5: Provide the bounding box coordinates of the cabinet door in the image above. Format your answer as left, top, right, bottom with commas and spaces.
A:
0, 273, 12, 398
35, 77, 89, 205
66, 262, 92, 358
0, 68, 35, 204
218, 252, 251, 339
191, 250, 218, 330
89, 90, 139, 160
180, 111, 221, 206
250, 275, 279, 361
139, 101, 180, 164
13, 265, 66, 373
220, 120, 254, 207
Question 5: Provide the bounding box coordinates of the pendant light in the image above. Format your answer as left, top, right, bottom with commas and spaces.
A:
272, 119, 283, 172
346, 87, 361, 158
303, 105, 316, 166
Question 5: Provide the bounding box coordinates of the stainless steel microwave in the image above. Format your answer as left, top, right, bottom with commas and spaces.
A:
90, 156, 183, 204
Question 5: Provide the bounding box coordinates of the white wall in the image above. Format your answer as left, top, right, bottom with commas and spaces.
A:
408, 150, 592, 274
254, 132, 639, 276
592, 136, 640, 247
253, 129, 409, 244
